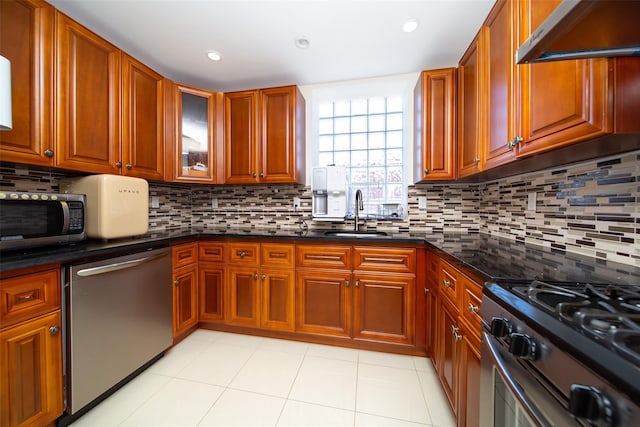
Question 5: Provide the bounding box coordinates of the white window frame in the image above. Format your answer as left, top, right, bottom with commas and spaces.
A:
301, 73, 417, 219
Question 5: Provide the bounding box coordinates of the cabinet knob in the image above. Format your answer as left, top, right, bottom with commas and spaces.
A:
239, 251, 246, 258
424, 288, 429, 295
345, 280, 350, 287
173, 279, 180, 286
254, 273, 259, 280
126, 163, 133, 170
261, 274, 266, 281
253, 173, 257, 178
44, 149, 54, 158
424, 168, 430, 175
355, 280, 360, 288
472, 157, 480, 164
442, 279, 452, 288
116, 161, 122, 168
259, 173, 264, 178
467, 303, 479, 314
49, 325, 60, 336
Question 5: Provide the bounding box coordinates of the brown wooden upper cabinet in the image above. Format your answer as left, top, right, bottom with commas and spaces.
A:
167, 83, 220, 183
0, 0, 55, 167
224, 85, 305, 184
413, 68, 457, 182
459, 0, 640, 176
55, 11, 165, 178
457, 28, 486, 178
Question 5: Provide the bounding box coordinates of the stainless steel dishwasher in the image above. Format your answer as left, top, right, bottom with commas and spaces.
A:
61, 247, 172, 424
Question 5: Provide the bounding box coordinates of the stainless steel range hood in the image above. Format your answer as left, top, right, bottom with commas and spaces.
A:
516, 0, 640, 64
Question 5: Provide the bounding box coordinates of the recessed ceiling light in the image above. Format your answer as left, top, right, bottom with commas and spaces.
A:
294, 37, 310, 49
207, 51, 222, 62
403, 19, 419, 33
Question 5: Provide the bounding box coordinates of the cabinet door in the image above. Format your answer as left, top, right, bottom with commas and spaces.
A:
224, 90, 259, 184
122, 54, 164, 180
435, 298, 458, 412
424, 284, 437, 357
483, 0, 518, 170
352, 274, 414, 345
0, 0, 54, 166
458, 28, 486, 178
55, 12, 121, 173
0, 311, 63, 427
260, 268, 294, 331
457, 323, 481, 427
295, 270, 351, 337
413, 68, 457, 181
172, 266, 198, 337
227, 267, 260, 327
173, 84, 217, 182
516, 0, 609, 156
259, 86, 304, 184
199, 264, 225, 322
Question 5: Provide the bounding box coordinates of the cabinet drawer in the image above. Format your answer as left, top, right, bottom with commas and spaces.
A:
438, 261, 460, 306
1, 268, 60, 328
172, 243, 198, 269
353, 247, 416, 274
228, 242, 260, 266
461, 277, 482, 337
296, 245, 351, 269
261, 243, 294, 268
199, 242, 226, 263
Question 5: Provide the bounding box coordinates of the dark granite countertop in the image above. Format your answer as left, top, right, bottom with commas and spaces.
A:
1, 228, 638, 286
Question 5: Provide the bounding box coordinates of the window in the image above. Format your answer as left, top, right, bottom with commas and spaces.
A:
315, 95, 407, 219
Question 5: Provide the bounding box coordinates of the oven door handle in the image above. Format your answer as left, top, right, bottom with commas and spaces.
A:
483, 331, 551, 426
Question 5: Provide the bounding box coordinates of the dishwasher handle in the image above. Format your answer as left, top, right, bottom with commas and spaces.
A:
76, 252, 168, 277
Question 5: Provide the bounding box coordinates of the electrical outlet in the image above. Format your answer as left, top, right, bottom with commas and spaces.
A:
527, 192, 537, 212
151, 196, 160, 208
211, 198, 218, 209
293, 196, 301, 210
418, 196, 427, 209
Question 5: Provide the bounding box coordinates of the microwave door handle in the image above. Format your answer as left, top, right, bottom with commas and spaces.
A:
482, 331, 550, 426
60, 201, 70, 233
76, 253, 168, 277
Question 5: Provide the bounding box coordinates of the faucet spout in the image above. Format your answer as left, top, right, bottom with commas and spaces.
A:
354, 189, 364, 231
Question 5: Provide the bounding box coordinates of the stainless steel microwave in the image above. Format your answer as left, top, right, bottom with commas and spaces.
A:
0, 191, 86, 251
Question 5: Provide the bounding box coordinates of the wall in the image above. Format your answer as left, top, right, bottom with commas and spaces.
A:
1, 150, 638, 266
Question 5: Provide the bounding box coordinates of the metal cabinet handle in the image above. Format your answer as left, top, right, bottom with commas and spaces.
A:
44, 149, 54, 158
259, 173, 264, 177
239, 251, 246, 258
116, 161, 122, 168
355, 280, 359, 288
126, 163, 133, 170
442, 279, 451, 288
467, 303, 479, 313
424, 168, 430, 175
173, 279, 180, 286
424, 288, 429, 295
507, 136, 523, 150
345, 280, 350, 287
49, 325, 60, 336
17, 294, 36, 303
253, 173, 257, 178
472, 157, 480, 164
451, 325, 462, 341
253, 273, 258, 280
261, 274, 266, 281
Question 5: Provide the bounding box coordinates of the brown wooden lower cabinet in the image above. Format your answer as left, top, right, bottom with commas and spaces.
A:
0, 310, 63, 427
260, 268, 295, 331
172, 243, 199, 339
295, 269, 352, 337
435, 295, 459, 412
199, 264, 225, 322
457, 321, 481, 427
227, 266, 260, 327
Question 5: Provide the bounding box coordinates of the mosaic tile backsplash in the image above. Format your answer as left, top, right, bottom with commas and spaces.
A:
1, 151, 638, 266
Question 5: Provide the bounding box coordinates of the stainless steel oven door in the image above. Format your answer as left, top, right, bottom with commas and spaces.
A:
480, 331, 582, 427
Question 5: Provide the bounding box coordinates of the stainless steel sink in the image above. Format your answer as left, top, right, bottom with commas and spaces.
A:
324, 230, 388, 238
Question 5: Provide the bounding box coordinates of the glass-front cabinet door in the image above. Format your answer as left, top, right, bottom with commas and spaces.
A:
171, 84, 219, 183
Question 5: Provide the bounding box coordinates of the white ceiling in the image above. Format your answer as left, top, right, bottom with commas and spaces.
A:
47, 0, 495, 92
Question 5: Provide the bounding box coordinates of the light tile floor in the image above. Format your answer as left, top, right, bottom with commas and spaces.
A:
71, 330, 456, 427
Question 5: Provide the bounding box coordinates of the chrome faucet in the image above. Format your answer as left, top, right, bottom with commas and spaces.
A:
354, 189, 364, 231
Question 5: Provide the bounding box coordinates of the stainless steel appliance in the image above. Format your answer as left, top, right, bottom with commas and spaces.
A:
480, 280, 640, 426
60, 247, 172, 425
0, 191, 85, 251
